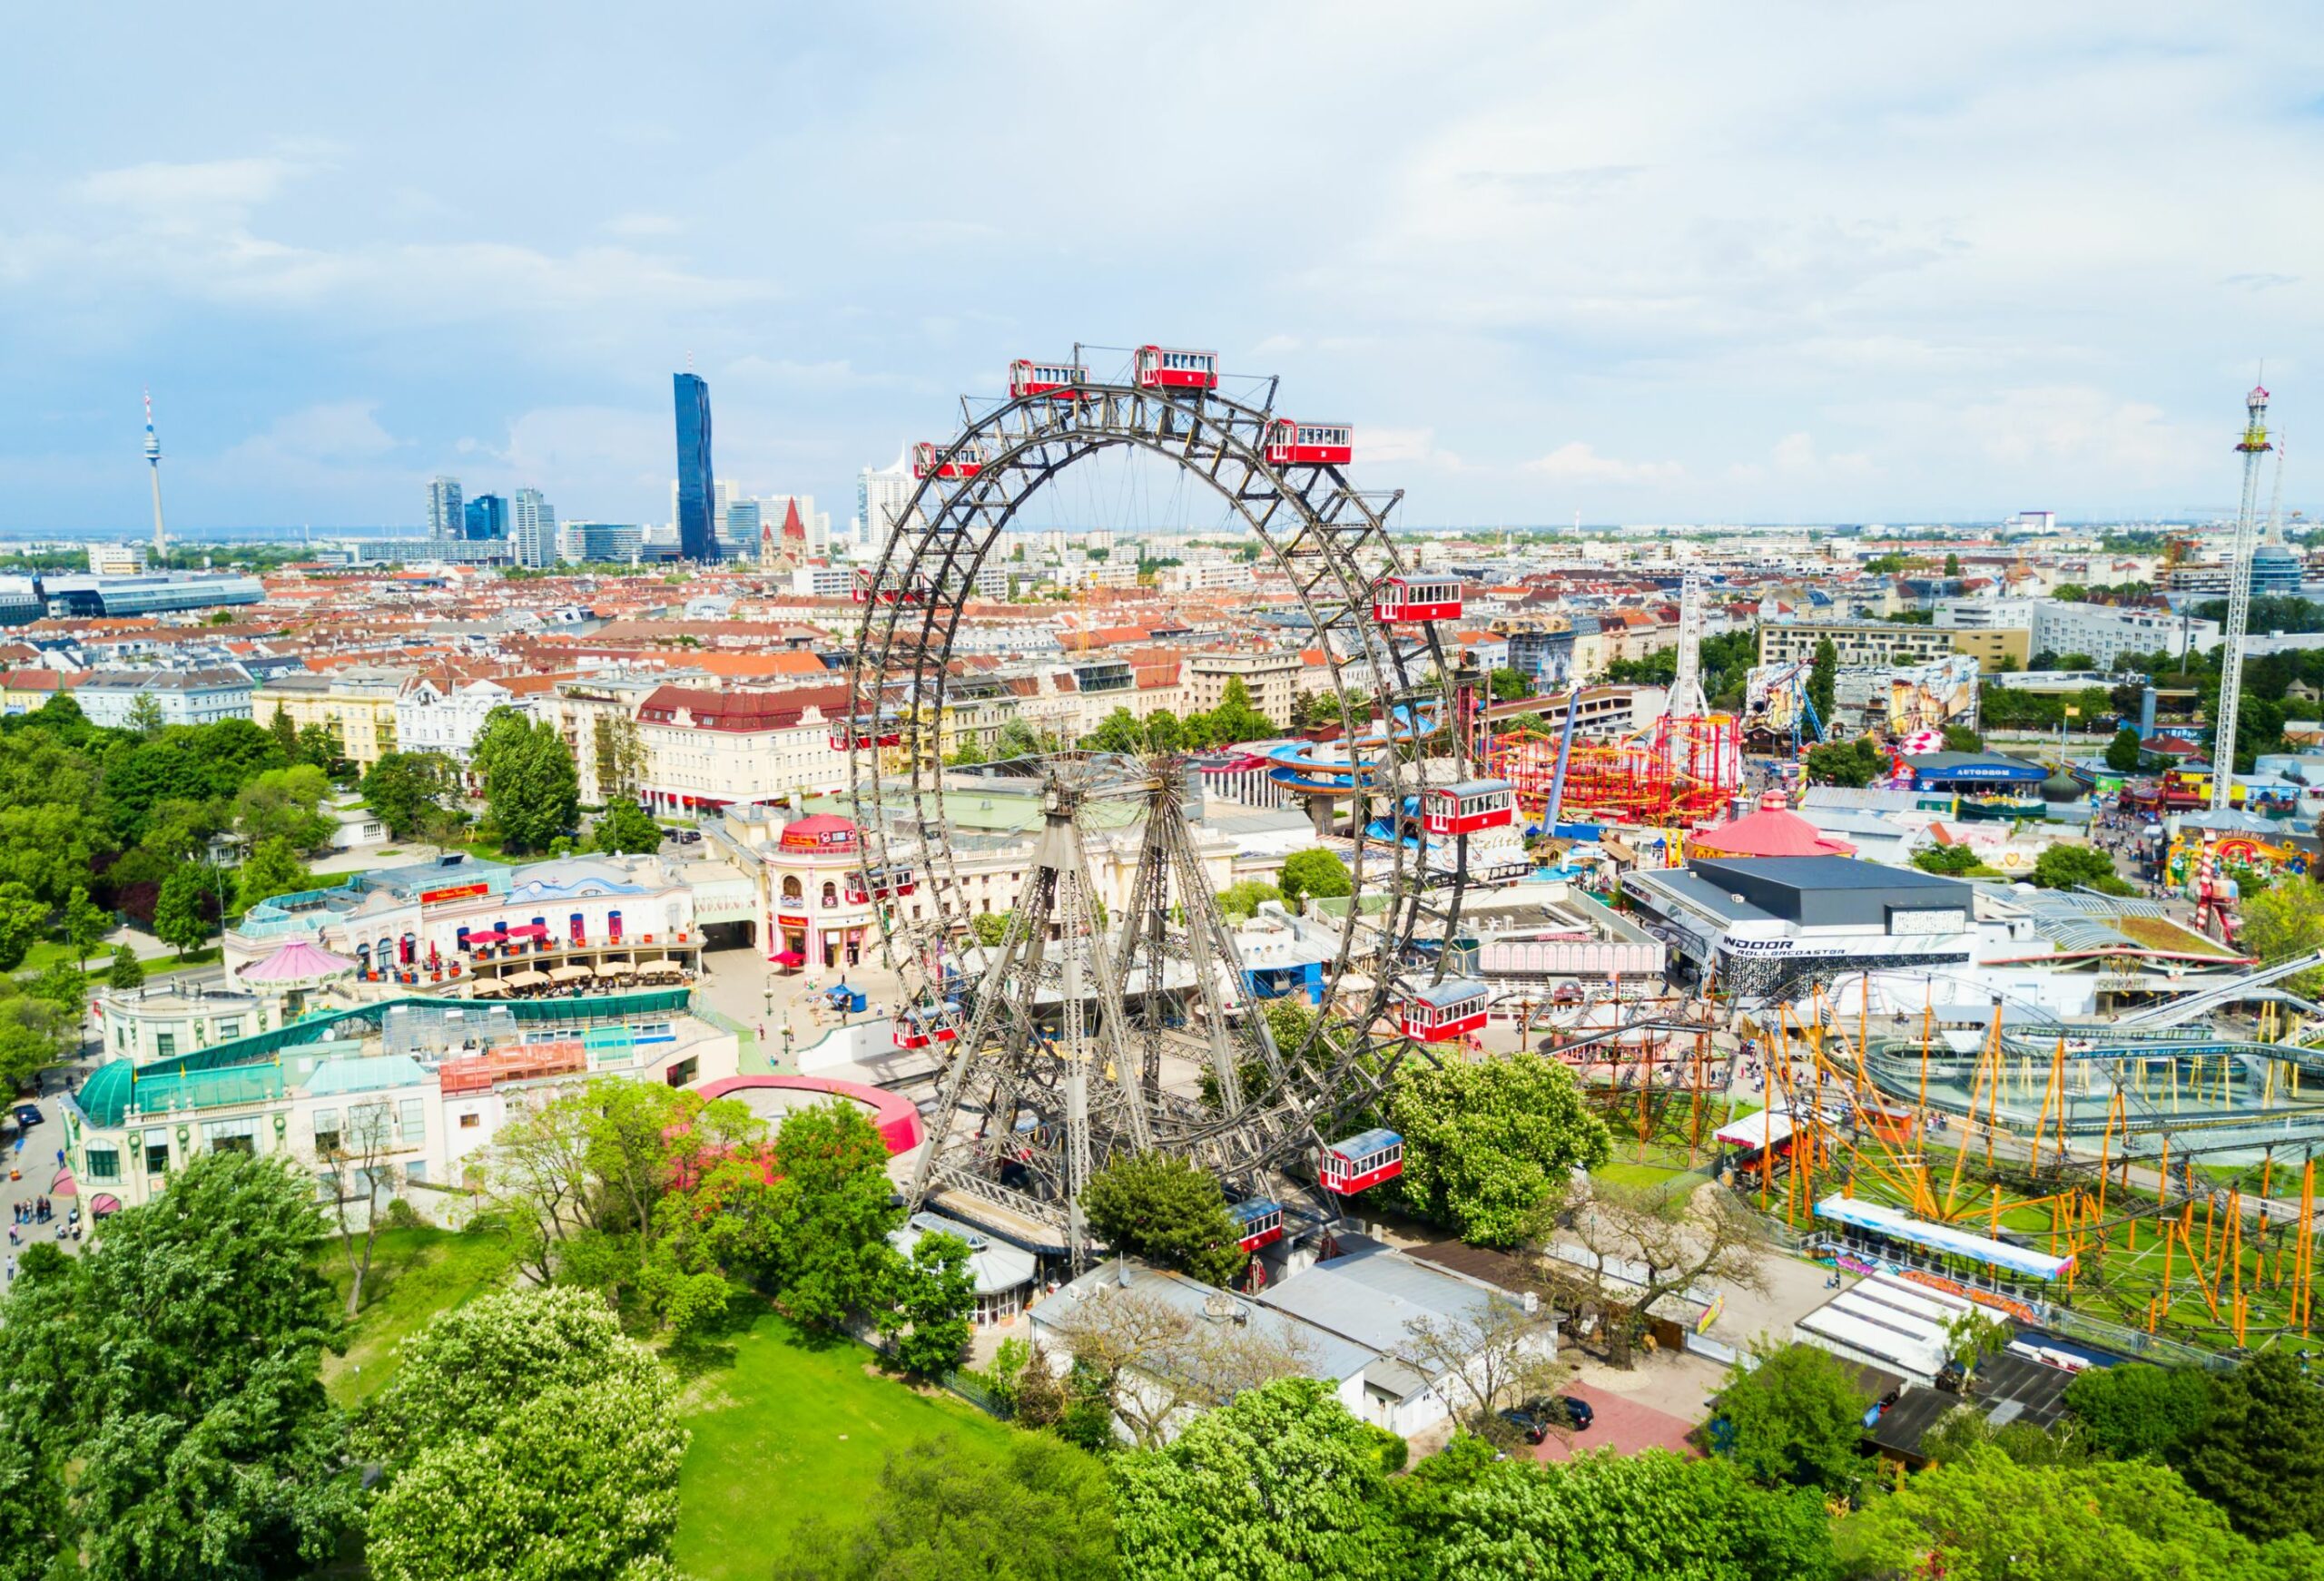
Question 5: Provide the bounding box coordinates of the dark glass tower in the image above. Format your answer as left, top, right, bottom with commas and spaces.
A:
674, 372, 719, 563
463, 493, 508, 541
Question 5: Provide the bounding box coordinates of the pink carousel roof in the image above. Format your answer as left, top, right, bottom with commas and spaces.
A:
239, 938, 359, 984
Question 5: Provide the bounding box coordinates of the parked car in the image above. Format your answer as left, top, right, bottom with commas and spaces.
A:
675, 829, 703, 844
1499, 1395, 1595, 1444
13, 1105, 42, 1129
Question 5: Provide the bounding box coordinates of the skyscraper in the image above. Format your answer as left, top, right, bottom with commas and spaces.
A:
856, 447, 916, 552
674, 372, 719, 563
722, 498, 761, 560
427, 476, 464, 543
464, 494, 508, 541
511, 488, 557, 568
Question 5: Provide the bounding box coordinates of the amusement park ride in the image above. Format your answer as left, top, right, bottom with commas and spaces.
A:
842, 343, 1505, 1266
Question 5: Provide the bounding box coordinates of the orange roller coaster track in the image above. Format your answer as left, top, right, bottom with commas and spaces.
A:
1492, 714, 1741, 827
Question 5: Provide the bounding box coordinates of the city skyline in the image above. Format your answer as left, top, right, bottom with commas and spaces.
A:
3, 6, 2320, 534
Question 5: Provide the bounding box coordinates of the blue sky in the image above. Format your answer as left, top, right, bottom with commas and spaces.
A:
3, 4, 2319, 533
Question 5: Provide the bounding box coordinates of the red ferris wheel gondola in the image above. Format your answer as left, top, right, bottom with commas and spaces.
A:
911, 439, 990, 480
1263, 418, 1354, 466
1133, 345, 1218, 391
1008, 358, 1091, 399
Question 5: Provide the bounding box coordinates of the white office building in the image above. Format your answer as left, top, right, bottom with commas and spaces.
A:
510, 489, 557, 569
427, 476, 463, 544
2030, 602, 2219, 668
855, 447, 917, 552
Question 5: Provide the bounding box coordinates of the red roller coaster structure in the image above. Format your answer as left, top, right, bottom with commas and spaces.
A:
1492, 712, 1741, 827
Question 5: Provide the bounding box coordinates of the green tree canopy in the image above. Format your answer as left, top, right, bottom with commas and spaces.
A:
1715, 1340, 1874, 1498
0, 881, 47, 972
2032, 842, 2129, 893
2240, 879, 2324, 995
103, 942, 145, 991
1081, 1150, 1249, 1288
1279, 849, 1354, 907
233, 762, 337, 851
591, 799, 664, 855
1113, 1378, 1400, 1581
153, 862, 214, 957
1389, 1050, 1613, 1245
0, 1151, 359, 1578
2177, 1350, 2324, 1542
2104, 723, 2145, 772
234, 834, 314, 915
472, 708, 579, 854
361, 751, 464, 842
1807, 637, 1838, 723
773, 1434, 1115, 1581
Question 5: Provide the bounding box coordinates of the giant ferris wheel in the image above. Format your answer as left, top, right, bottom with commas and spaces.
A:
844, 344, 1498, 1265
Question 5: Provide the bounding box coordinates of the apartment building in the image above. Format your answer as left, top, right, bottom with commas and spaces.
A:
72, 667, 254, 728
251, 666, 415, 769
2029, 602, 2219, 667
1758, 620, 2029, 674
1186, 649, 1302, 725
634, 684, 854, 812
394, 678, 525, 770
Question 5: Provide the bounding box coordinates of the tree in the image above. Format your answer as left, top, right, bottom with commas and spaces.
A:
2177, 1349, 2324, 1542
292, 720, 346, 776
1804, 735, 1886, 788
1080, 1150, 1250, 1288
1713, 1340, 1872, 1497
233, 762, 336, 851
234, 834, 313, 915
970, 910, 1012, 948
1940, 722, 1983, 753
1807, 637, 1837, 724
1489, 666, 1532, 702
2240, 879, 2324, 995
1912, 843, 1982, 876
1112, 1378, 1400, 1580
23, 959, 85, 1011
885, 1231, 976, 1378
2033, 842, 2129, 894
0, 1151, 360, 1578
591, 799, 664, 856
312, 1097, 403, 1318
773, 1434, 1115, 1581
152, 863, 212, 957
0, 991, 75, 1091
1216, 879, 1283, 921
472, 707, 579, 854
591, 714, 647, 801
366, 1343, 685, 1581
268, 702, 299, 761
1389, 1051, 1613, 1245
1944, 552, 1961, 575
994, 716, 1049, 761
1941, 1307, 2012, 1389
1143, 710, 1185, 754
62, 883, 109, 969
2104, 723, 2145, 772
1392, 1293, 1566, 1443
1081, 705, 1147, 754
763, 1099, 910, 1331
1051, 1284, 1316, 1449
1550, 1179, 1768, 1366
1279, 848, 1354, 908
104, 942, 144, 991
1435, 1450, 1834, 1581
0, 881, 46, 971
362, 751, 464, 842
124, 691, 166, 737
1844, 1445, 2321, 1581
2061, 1358, 2214, 1465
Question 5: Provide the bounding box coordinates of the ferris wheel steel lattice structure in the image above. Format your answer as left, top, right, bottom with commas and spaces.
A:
844, 345, 1482, 1265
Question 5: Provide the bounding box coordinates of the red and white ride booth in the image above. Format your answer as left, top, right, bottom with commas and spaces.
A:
1423, 781, 1517, 837
911, 439, 990, 480
1008, 358, 1090, 399
844, 865, 917, 904
852, 567, 929, 605
1133, 345, 1218, 391
1319, 1129, 1404, 1195
1263, 419, 1354, 466
1373, 575, 1463, 624
1398, 979, 1492, 1043
1229, 1198, 1285, 1252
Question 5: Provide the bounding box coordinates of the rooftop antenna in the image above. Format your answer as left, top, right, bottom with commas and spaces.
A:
2211, 374, 2274, 813
143, 388, 166, 560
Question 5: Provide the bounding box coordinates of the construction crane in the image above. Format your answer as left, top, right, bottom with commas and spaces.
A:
2211, 381, 2274, 813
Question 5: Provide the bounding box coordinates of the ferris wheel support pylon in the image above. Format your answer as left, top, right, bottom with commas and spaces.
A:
847, 349, 1468, 1262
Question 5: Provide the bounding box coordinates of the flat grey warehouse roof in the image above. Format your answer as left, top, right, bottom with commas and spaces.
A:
1687, 857, 1970, 929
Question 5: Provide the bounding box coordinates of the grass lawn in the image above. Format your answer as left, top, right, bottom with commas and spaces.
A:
674, 1308, 1016, 1580
1592, 1158, 1695, 1191
319, 1224, 518, 1408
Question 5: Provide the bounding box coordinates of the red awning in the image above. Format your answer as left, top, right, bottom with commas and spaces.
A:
467, 930, 506, 946
48, 1168, 76, 1198
90, 1193, 123, 1216
506, 924, 549, 938
772, 950, 806, 967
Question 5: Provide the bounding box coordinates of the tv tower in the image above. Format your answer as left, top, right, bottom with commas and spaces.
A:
143, 389, 167, 561
2211, 379, 2273, 813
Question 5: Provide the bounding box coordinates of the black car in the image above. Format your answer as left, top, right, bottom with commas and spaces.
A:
13, 1105, 42, 1128
1497, 1395, 1593, 1444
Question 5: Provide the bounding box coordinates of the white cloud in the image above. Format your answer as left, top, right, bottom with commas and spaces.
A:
1522, 442, 1683, 484
605, 212, 682, 238
78, 157, 307, 219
